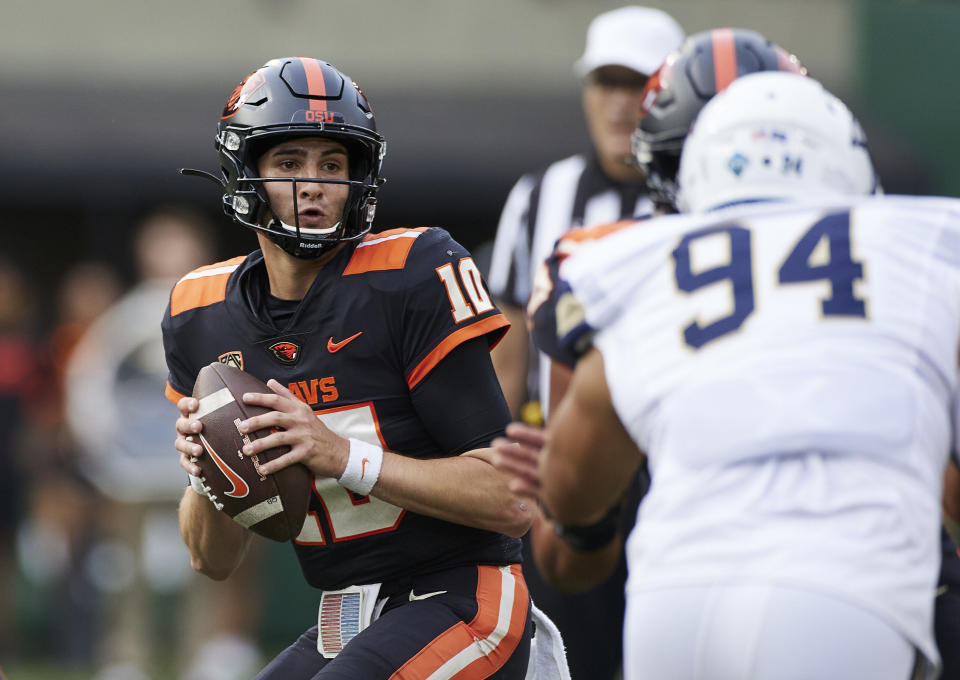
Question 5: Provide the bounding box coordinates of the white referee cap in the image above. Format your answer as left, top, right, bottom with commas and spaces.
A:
574, 6, 685, 78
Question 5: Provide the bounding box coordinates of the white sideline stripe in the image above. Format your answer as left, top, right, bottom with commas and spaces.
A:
355, 231, 422, 248
177, 263, 241, 284
233, 496, 285, 528
425, 566, 517, 679
195, 388, 236, 419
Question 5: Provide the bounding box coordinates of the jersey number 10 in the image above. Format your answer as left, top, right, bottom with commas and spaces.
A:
436, 257, 495, 323
673, 210, 866, 349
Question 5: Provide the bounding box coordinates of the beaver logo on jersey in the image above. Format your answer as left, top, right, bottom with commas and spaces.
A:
269, 341, 301, 364
218, 351, 244, 370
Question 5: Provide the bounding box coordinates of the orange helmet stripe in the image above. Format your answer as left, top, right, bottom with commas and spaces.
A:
299, 57, 328, 111
712, 28, 738, 92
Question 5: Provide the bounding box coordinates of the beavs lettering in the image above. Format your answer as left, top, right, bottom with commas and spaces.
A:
288, 376, 338, 406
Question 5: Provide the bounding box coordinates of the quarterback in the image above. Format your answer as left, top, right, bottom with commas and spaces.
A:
164, 58, 536, 678
539, 72, 956, 678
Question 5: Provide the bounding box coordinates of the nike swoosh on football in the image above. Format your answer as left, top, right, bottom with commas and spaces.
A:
198, 433, 250, 499
409, 589, 448, 602
327, 331, 363, 353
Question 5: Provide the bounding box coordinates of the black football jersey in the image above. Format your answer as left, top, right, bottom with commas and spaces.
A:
162, 227, 520, 590
528, 219, 638, 367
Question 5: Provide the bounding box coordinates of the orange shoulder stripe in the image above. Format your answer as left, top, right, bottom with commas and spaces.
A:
560, 219, 635, 245
555, 220, 636, 259
389, 564, 528, 679
406, 313, 509, 389
165, 381, 188, 406
169, 256, 245, 317
342, 228, 429, 276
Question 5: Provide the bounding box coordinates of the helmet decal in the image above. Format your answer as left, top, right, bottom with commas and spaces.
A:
638, 55, 674, 120
727, 152, 749, 177
221, 70, 267, 120
353, 82, 373, 117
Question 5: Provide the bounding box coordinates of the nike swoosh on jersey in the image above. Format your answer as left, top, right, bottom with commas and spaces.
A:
409, 589, 448, 602
327, 331, 363, 353
198, 433, 250, 499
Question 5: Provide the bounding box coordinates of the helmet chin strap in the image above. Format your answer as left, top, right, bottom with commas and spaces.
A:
265, 215, 344, 260
278, 218, 342, 237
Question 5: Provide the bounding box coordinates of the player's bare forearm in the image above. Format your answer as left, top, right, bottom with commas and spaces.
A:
491, 423, 546, 499
373, 448, 536, 537
540, 348, 642, 525
530, 513, 621, 593
492, 422, 621, 588
238, 380, 534, 537
490, 304, 530, 418
547, 360, 573, 415
178, 487, 252, 580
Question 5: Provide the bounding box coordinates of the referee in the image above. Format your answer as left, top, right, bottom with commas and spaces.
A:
487, 7, 684, 680
488, 6, 683, 422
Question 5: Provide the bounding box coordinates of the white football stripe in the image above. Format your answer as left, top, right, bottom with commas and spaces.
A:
425, 565, 518, 679
355, 230, 422, 248
177, 263, 241, 284
195, 387, 236, 419
233, 496, 285, 528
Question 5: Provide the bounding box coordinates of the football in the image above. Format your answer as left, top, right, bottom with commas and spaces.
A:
191, 361, 312, 542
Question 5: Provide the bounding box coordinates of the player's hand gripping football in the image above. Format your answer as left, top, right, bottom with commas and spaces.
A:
237, 379, 350, 479
175, 396, 205, 477
175, 395, 225, 506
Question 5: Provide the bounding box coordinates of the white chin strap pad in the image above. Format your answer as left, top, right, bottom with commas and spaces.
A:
279, 219, 341, 236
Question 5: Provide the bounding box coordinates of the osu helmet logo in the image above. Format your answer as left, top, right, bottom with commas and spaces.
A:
269, 341, 301, 364
221, 70, 267, 119
640, 57, 675, 118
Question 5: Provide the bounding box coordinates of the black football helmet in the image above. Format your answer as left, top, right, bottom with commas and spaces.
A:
189, 57, 386, 258
632, 29, 806, 210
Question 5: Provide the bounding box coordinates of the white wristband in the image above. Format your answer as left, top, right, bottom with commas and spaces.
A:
338, 438, 383, 496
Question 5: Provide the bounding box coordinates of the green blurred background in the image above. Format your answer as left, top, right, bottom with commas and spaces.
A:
859, 0, 960, 195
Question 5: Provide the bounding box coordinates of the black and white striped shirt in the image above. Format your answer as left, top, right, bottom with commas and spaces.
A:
488, 152, 652, 403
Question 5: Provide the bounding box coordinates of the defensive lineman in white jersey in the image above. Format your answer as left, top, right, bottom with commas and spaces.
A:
539, 72, 958, 678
